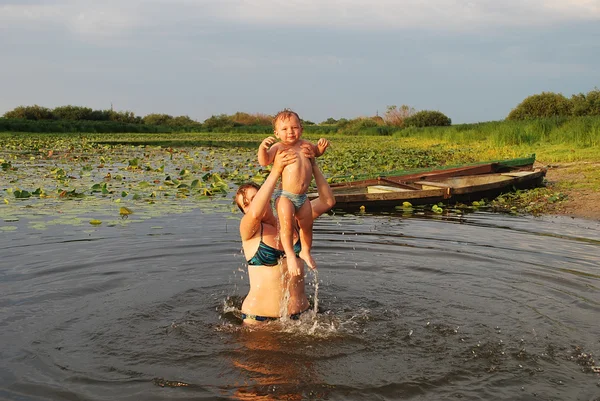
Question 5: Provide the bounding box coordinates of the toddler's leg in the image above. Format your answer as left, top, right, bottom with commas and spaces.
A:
276, 197, 302, 276
296, 201, 316, 270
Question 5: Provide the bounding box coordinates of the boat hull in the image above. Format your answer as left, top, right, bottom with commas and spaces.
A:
310, 156, 546, 212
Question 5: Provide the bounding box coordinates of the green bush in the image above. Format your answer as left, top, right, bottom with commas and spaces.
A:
321, 117, 338, 125
0, 118, 171, 133
4, 105, 55, 120
570, 89, 600, 117
52, 105, 94, 120
404, 110, 451, 127
203, 114, 237, 129
338, 118, 378, 135
507, 92, 572, 120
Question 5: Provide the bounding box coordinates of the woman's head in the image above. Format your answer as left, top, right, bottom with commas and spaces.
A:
235, 182, 261, 213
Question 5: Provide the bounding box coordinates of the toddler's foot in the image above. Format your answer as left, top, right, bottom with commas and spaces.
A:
287, 256, 302, 276
299, 250, 316, 270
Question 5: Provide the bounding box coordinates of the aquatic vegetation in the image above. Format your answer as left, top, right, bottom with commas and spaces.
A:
488, 187, 568, 216
0, 131, 585, 226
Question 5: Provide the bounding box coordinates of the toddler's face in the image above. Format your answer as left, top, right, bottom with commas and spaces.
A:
274, 115, 302, 145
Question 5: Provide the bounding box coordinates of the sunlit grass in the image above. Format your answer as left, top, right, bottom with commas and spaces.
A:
391, 116, 600, 161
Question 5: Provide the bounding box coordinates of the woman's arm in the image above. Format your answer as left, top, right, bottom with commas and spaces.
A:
310, 158, 336, 220
239, 150, 296, 240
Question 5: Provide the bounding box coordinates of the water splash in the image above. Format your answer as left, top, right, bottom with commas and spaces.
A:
312, 268, 319, 314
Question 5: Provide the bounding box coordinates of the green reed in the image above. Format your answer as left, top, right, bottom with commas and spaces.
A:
395, 116, 600, 148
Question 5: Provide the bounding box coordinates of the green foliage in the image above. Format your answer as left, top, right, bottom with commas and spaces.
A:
170, 115, 198, 126
507, 92, 573, 120
4, 105, 54, 120
53, 105, 94, 120
321, 117, 338, 125
3, 104, 144, 124
336, 118, 349, 128
393, 116, 600, 148
0, 118, 172, 133
338, 118, 379, 135
230, 112, 272, 126
203, 114, 237, 129
142, 114, 198, 127
143, 113, 173, 125
490, 187, 568, 215
404, 110, 451, 127
107, 110, 141, 124
570, 89, 600, 117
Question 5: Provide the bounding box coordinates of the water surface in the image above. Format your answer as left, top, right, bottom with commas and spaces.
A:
2, 206, 600, 400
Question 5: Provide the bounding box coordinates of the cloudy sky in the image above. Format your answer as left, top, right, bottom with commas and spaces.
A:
1, 0, 599, 124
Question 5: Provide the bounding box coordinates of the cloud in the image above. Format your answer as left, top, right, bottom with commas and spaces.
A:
2, 0, 599, 42
173, 0, 600, 30
0, 1, 147, 39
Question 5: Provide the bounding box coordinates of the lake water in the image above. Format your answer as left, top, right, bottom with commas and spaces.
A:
1, 204, 600, 400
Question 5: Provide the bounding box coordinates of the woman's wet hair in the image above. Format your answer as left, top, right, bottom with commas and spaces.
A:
235, 182, 261, 213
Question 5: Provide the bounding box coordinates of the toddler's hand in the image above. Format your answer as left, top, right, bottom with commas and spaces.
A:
317, 138, 330, 155
260, 136, 277, 151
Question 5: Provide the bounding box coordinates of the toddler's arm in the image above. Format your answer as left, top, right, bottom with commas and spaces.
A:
299, 138, 329, 159
315, 138, 330, 157
257, 136, 279, 166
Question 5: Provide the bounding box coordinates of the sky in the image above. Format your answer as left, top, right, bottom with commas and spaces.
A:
1, 0, 599, 124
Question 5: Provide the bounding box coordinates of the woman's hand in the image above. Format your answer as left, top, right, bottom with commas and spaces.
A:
300, 142, 316, 160
272, 149, 297, 174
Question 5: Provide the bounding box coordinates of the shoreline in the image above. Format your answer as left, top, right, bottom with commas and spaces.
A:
539, 162, 600, 221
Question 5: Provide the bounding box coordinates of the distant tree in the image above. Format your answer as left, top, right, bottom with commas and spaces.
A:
404, 110, 451, 127
230, 112, 272, 126
254, 113, 273, 126
3, 105, 54, 120
143, 113, 174, 125
507, 92, 572, 120
89, 109, 111, 121
230, 112, 256, 126
384, 105, 416, 127
570, 88, 600, 116
321, 117, 338, 125
203, 114, 236, 129
171, 115, 198, 126
336, 118, 349, 128
52, 105, 94, 120
108, 110, 141, 124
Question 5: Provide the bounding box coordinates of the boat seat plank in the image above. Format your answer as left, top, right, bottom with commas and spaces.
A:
501, 171, 536, 177
367, 185, 412, 193
414, 181, 453, 189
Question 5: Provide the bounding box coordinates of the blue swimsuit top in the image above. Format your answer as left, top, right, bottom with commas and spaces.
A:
247, 224, 301, 266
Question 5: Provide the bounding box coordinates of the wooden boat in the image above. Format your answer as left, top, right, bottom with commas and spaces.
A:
310, 155, 546, 212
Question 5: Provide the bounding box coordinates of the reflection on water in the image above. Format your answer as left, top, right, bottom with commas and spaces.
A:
228, 329, 316, 400
1, 208, 600, 400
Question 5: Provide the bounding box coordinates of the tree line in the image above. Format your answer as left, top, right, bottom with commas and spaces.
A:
1, 104, 451, 131
4, 87, 597, 135
2, 105, 198, 127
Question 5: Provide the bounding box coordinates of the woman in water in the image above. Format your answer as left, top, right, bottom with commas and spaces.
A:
235, 147, 335, 324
